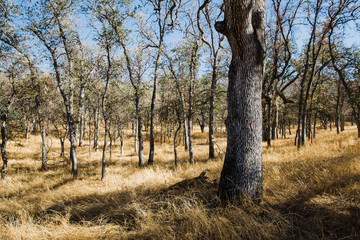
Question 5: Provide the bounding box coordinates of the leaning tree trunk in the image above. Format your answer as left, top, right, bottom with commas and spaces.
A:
216, 0, 265, 200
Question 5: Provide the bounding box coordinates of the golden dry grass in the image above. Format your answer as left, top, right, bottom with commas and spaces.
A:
0, 126, 359, 239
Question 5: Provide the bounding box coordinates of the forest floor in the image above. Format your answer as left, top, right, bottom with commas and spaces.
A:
0, 126, 359, 239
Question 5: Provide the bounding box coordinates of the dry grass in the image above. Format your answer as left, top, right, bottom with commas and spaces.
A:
0, 126, 359, 239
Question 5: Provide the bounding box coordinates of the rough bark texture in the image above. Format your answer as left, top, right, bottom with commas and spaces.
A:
216, 0, 265, 200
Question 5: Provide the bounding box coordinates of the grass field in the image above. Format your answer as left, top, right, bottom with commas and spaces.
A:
0, 126, 359, 239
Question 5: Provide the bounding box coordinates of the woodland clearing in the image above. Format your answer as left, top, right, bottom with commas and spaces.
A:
0, 126, 359, 239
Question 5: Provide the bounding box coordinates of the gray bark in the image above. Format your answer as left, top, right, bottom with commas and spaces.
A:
216, 0, 265, 200
40, 119, 47, 170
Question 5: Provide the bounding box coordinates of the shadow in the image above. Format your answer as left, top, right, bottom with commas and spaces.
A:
263, 154, 360, 239
2, 177, 74, 199
38, 171, 218, 228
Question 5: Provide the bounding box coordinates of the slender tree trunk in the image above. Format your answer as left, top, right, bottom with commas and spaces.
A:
40, 119, 47, 170
138, 115, 145, 167
174, 123, 181, 168
134, 119, 138, 152
101, 120, 108, 181
120, 132, 124, 155
148, 49, 162, 165
78, 86, 85, 146
181, 94, 189, 151
25, 119, 31, 139
313, 112, 317, 139
271, 97, 278, 140
69, 121, 78, 178
109, 134, 113, 161
216, 0, 265, 200
209, 63, 217, 158
1, 120, 8, 183
94, 106, 100, 152
83, 110, 88, 137
266, 98, 272, 147
188, 103, 194, 164
88, 118, 92, 157
336, 80, 341, 134
135, 92, 145, 167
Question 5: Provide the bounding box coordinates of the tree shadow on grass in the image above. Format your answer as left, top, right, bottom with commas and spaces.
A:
38, 171, 218, 228
33, 162, 360, 239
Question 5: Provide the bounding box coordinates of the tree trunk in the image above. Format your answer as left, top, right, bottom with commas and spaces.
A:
313, 112, 317, 139
78, 86, 85, 146
135, 92, 145, 167
25, 119, 31, 140
94, 106, 100, 152
216, 0, 265, 200
40, 119, 47, 170
336, 79, 341, 134
266, 98, 272, 147
138, 115, 145, 167
209, 64, 217, 158
134, 119, 138, 152
69, 121, 78, 178
101, 120, 108, 181
188, 106, 194, 164
88, 118, 92, 157
1, 121, 8, 182
174, 123, 181, 168
181, 94, 189, 151
120, 131, 124, 155
148, 50, 162, 165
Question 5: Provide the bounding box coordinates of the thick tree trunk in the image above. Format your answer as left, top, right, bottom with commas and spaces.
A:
216, 0, 265, 200
40, 119, 47, 170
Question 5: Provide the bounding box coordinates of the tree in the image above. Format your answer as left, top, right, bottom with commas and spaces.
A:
215, 0, 265, 200
263, 0, 301, 147
28, 0, 83, 178
140, 0, 181, 165
199, 0, 225, 158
